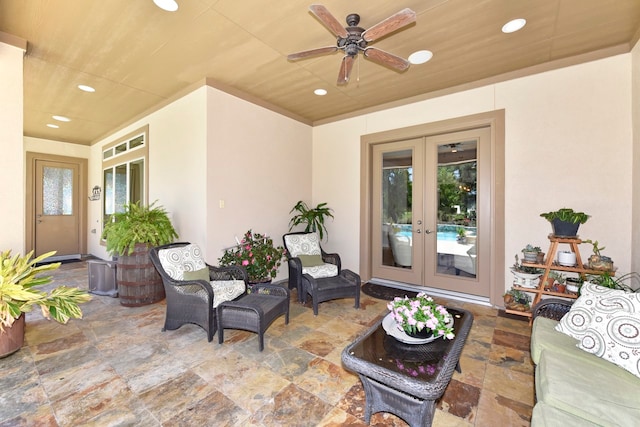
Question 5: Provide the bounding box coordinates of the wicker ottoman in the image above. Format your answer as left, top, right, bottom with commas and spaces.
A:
216, 284, 289, 351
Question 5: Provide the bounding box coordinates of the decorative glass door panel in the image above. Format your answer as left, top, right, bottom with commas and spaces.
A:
35, 161, 80, 257
371, 139, 423, 285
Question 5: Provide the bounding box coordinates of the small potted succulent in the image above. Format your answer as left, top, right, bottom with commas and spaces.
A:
540, 208, 589, 237
503, 288, 531, 312
521, 244, 542, 263
511, 255, 544, 288
219, 230, 287, 284
583, 239, 614, 272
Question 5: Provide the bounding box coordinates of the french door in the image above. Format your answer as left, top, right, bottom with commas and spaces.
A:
371, 127, 491, 298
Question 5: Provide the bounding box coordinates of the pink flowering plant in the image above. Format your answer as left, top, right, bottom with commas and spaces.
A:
218, 230, 286, 283
387, 292, 455, 340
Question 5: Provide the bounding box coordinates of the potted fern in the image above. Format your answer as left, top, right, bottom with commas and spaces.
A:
102, 201, 178, 306
0, 250, 91, 358
288, 200, 334, 241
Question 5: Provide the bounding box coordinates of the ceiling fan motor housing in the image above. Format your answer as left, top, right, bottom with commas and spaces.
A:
338, 14, 366, 57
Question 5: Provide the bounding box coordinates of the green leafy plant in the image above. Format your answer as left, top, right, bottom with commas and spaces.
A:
218, 230, 286, 283
521, 244, 542, 253
539, 208, 589, 224
386, 292, 455, 339
504, 288, 531, 304
102, 201, 178, 256
457, 227, 467, 238
0, 250, 91, 331
512, 255, 544, 274
587, 272, 640, 292
288, 201, 334, 240
583, 239, 605, 257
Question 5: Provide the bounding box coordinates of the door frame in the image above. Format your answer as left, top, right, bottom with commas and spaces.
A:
26, 152, 88, 255
359, 110, 505, 307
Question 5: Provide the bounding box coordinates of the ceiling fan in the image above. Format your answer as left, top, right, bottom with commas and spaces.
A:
287, 5, 417, 85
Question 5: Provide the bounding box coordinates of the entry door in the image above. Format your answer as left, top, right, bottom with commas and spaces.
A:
34, 160, 81, 258
371, 127, 491, 299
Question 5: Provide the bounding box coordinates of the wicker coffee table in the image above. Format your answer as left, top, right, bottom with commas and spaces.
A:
341, 307, 473, 427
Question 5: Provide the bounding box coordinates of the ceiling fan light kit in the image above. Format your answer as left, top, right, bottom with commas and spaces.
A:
288, 4, 417, 85
153, 0, 178, 12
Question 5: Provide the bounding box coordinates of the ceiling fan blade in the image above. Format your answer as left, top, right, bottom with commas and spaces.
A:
287, 46, 338, 61
362, 8, 417, 42
309, 4, 349, 38
363, 47, 410, 71
337, 55, 355, 85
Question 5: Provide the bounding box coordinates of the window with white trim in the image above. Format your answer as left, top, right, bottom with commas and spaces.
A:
102, 125, 149, 232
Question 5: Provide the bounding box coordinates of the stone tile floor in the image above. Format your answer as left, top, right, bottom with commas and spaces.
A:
0, 261, 534, 426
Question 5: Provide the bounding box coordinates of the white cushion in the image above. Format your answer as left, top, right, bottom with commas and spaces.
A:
158, 243, 207, 280
303, 263, 339, 279
555, 282, 633, 340
578, 310, 640, 379
211, 280, 246, 308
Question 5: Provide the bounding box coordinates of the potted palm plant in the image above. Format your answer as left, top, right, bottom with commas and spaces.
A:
288, 200, 334, 241
0, 250, 91, 358
102, 200, 178, 306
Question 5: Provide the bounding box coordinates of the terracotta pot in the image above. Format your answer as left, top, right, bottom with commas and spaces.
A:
555, 283, 566, 293
0, 314, 25, 358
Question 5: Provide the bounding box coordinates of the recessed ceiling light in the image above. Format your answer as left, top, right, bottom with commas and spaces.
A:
408, 50, 433, 65
52, 115, 71, 122
46, 124, 59, 129
314, 88, 327, 96
502, 18, 526, 34
78, 84, 95, 92
153, 0, 178, 12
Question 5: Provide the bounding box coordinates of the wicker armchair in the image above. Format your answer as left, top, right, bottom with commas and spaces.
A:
283, 232, 360, 315
149, 242, 247, 342
531, 298, 574, 321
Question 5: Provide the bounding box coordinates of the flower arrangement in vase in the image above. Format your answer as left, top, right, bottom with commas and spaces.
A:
219, 230, 286, 283
387, 292, 455, 340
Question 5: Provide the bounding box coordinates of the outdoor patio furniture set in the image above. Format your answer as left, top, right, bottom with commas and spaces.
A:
149, 232, 360, 351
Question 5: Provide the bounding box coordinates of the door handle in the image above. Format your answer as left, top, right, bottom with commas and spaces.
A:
425, 229, 433, 234
414, 229, 421, 234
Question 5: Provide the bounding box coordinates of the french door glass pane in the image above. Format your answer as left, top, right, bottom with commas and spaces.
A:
436, 140, 477, 277
42, 166, 73, 215
382, 150, 413, 268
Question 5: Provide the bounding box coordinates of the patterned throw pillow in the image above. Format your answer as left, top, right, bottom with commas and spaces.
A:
578, 310, 640, 379
158, 243, 207, 280
284, 233, 321, 257
555, 283, 631, 340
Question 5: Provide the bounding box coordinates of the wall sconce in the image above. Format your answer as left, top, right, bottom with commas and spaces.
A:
89, 185, 101, 201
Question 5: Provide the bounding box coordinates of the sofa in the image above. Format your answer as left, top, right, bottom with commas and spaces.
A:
530, 284, 640, 427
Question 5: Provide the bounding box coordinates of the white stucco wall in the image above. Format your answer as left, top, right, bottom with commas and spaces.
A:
206, 87, 313, 280
86, 85, 313, 282
0, 40, 26, 253
88, 87, 208, 260
313, 53, 633, 291
632, 41, 640, 275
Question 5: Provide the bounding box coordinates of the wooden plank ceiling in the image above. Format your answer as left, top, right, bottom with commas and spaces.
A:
1, 0, 639, 146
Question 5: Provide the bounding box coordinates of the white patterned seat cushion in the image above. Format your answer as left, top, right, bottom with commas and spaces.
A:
284, 233, 338, 279
302, 264, 339, 279
158, 244, 245, 306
